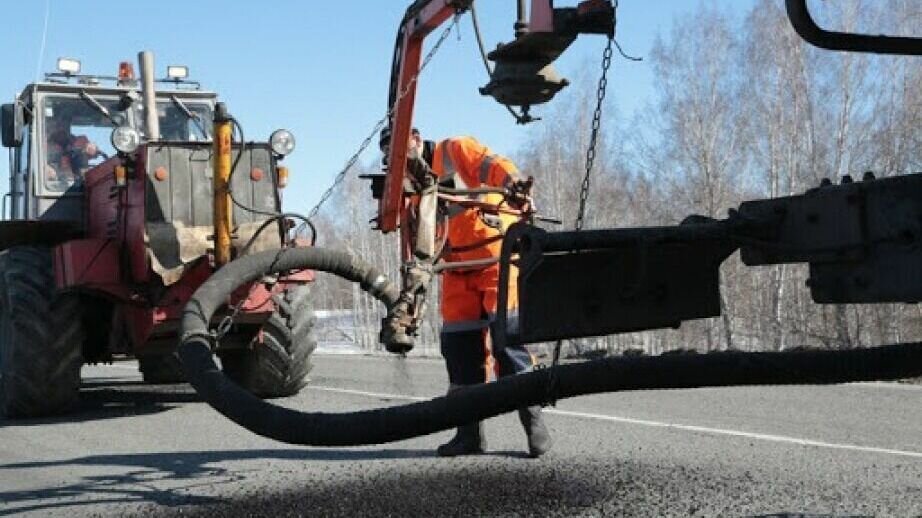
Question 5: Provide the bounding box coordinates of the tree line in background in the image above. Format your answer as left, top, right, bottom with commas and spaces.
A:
306, 0, 921, 357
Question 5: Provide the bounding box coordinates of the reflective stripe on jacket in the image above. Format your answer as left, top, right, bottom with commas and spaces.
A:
432, 136, 525, 263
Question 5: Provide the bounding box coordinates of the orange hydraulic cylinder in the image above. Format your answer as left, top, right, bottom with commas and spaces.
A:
213, 118, 233, 267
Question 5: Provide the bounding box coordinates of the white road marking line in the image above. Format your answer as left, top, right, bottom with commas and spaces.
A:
314, 353, 443, 364
547, 409, 922, 459
310, 385, 428, 402
87, 360, 922, 458
307, 385, 922, 460
850, 381, 922, 391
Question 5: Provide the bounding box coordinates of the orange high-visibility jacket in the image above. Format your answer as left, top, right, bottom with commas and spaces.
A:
431, 136, 526, 264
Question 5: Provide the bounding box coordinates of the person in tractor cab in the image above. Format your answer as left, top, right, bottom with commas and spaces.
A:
44, 115, 102, 185
384, 128, 552, 458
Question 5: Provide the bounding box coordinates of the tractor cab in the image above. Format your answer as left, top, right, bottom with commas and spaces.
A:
2, 54, 295, 300
0, 53, 310, 419
2, 57, 217, 223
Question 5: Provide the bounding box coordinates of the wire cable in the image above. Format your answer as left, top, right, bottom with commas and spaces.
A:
34, 0, 50, 82
224, 117, 317, 246
239, 213, 318, 256
305, 15, 461, 220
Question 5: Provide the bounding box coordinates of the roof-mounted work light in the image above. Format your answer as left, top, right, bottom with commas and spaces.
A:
166, 65, 188, 80
56, 58, 81, 75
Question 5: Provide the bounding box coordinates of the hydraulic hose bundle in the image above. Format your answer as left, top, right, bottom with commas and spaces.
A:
178, 246, 922, 447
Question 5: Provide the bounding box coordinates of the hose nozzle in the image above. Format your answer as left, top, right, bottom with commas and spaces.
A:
379, 261, 432, 354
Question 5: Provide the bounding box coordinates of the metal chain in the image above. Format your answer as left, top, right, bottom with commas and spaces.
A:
211, 17, 462, 344
214, 257, 283, 343
306, 14, 462, 219
546, 34, 615, 407
541, 336, 564, 406
214, 286, 255, 343
574, 36, 614, 233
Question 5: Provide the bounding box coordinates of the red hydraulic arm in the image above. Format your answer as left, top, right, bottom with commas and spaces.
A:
381, 0, 473, 233
380, 0, 612, 234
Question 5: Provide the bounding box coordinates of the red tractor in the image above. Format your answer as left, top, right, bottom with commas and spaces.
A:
0, 52, 315, 418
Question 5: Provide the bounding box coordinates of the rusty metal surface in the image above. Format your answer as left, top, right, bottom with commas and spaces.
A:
494, 172, 922, 348
143, 143, 283, 285
740, 173, 922, 303
144, 143, 280, 228
145, 220, 281, 285
0, 220, 82, 250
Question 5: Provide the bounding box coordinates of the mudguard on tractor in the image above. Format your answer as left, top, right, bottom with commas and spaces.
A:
0, 221, 81, 251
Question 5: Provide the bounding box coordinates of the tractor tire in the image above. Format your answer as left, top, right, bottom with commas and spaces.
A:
139, 353, 185, 384
219, 284, 316, 398
0, 247, 84, 418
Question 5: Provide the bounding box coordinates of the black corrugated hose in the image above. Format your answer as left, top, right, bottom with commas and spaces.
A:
179, 247, 922, 446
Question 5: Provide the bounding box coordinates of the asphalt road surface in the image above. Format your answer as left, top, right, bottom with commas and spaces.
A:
1, 354, 920, 517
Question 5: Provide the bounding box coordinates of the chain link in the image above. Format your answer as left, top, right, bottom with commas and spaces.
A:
574, 36, 614, 233
214, 13, 461, 343
202, 14, 460, 350
307, 14, 462, 219
546, 34, 615, 407
214, 287, 254, 343
214, 256, 284, 344
219, 17, 461, 344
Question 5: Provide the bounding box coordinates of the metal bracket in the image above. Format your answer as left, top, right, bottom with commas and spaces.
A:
492, 221, 738, 349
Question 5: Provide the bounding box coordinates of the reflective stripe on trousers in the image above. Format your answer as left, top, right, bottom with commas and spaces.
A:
441, 324, 532, 385
440, 265, 527, 385
440, 311, 519, 335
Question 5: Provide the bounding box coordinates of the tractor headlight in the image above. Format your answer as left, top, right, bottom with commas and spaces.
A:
111, 126, 140, 154
270, 129, 295, 156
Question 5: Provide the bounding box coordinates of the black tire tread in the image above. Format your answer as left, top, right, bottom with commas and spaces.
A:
139, 353, 185, 384
220, 284, 316, 398
0, 247, 84, 418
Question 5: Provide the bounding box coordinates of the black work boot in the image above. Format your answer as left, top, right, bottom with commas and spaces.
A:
436, 422, 486, 457
518, 406, 552, 458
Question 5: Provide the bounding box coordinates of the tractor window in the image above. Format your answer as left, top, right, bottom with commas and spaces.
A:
157, 100, 212, 142
42, 96, 121, 193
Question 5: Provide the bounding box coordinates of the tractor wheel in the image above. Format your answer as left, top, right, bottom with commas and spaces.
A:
139, 353, 185, 384
0, 247, 84, 418
219, 284, 316, 398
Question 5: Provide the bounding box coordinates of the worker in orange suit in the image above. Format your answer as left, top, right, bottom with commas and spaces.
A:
384, 128, 552, 458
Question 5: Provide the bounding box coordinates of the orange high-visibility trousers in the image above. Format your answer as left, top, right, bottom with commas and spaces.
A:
440, 264, 533, 385
431, 136, 534, 386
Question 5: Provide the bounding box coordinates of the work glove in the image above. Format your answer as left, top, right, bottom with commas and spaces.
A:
506, 176, 534, 209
